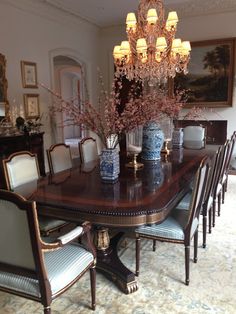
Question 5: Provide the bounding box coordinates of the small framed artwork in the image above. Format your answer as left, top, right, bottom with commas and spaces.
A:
24, 94, 40, 119
21, 61, 38, 88
174, 38, 235, 108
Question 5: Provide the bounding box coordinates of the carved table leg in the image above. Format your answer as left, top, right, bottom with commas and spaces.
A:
94, 228, 138, 294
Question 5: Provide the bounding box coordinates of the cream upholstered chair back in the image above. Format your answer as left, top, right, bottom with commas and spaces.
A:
0, 193, 36, 270
79, 137, 99, 163
47, 143, 73, 174
183, 126, 206, 149
3, 151, 40, 190
3, 151, 69, 236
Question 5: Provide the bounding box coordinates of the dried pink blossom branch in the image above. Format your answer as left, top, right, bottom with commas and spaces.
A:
40, 81, 191, 149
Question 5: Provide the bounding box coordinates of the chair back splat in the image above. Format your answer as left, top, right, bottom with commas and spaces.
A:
0, 189, 96, 313
47, 143, 73, 175
183, 126, 206, 149
184, 157, 209, 239
3, 151, 40, 190
79, 137, 98, 164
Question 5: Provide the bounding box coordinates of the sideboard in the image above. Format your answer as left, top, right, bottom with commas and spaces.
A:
0, 132, 45, 188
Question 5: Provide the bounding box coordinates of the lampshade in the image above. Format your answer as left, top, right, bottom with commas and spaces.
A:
126, 12, 137, 31
182, 41, 191, 52
156, 37, 167, 52
113, 45, 122, 59
167, 11, 178, 22
120, 41, 130, 55
147, 8, 158, 24
137, 38, 147, 53
172, 38, 182, 53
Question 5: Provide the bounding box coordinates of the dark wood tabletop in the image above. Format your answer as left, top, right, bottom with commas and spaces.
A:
16, 145, 217, 228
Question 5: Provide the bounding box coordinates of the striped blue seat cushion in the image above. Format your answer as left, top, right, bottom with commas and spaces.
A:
0, 243, 94, 298
39, 216, 67, 232
177, 193, 213, 213
0, 272, 40, 297
136, 208, 198, 241
176, 192, 192, 210
44, 243, 94, 295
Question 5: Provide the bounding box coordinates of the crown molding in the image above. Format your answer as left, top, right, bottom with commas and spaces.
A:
44, 0, 101, 27
167, 0, 236, 18
2, 0, 99, 31
3, 0, 236, 29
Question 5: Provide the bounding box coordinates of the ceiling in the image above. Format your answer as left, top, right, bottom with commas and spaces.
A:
44, 0, 236, 27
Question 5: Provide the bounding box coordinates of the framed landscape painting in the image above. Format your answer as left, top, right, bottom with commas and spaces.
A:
174, 38, 235, 108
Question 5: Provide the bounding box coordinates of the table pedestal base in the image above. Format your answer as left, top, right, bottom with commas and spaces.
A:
96, 232, 138, 294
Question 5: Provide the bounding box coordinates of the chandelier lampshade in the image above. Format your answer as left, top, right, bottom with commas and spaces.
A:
113, 0, 191, 85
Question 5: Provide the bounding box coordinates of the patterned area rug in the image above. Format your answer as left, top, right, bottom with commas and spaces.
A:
0, 176, 236, 314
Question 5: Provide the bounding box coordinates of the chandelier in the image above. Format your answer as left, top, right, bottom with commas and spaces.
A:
113, 0, 191, 85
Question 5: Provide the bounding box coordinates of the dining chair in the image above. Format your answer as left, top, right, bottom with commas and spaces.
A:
135, 156, 209, 285
2, 151, 68, 236
183, 126, 206, 149
79, 137, 99, 164
47, 143, 73, 175
0, 189, 96, 313
221, 132, 236, 197
212, 140, 231, 220
175, 147, 221, 247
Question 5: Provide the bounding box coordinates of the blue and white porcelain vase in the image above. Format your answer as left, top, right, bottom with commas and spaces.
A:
141, 121, 164, 160
100, 148, 120, 183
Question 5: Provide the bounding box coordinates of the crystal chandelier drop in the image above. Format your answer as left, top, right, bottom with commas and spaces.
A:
113, 0, 191, 85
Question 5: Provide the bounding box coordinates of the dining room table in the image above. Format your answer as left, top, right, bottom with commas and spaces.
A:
14, 145, 218, 294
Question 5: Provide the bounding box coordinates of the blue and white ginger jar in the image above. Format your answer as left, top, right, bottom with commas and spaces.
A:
141, 121, 164, 160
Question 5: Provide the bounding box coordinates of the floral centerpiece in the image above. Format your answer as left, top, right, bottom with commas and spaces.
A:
41, 78, 191, 176
121, 88, 185, 126
42, 82, 188, 148
42, 79, 125, 150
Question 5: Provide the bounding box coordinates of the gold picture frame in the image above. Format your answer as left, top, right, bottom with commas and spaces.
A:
174, 38, 235, 108
0, 53, 10, 120
24, 94, 40, 119
21, 61, 38, 88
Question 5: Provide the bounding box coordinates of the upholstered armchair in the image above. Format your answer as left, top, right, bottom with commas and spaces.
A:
47, 143, 73, 174
0, 189, 96, 313
135, 157, 209, 285
79, 137, 99, 163
2, 151, 68, 236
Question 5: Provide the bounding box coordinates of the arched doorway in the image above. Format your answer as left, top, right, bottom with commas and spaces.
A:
49, 49, 89, 157
53, 55, 86, 142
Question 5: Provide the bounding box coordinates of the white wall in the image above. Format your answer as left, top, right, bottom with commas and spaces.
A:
0, 0, 100, 160
100, 11, 236, 160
